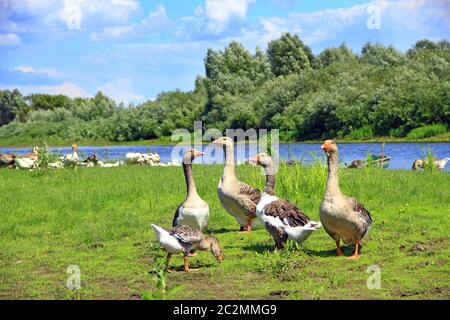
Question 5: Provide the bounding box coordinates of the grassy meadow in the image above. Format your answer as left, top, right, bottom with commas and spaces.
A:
0, 163, 449, 300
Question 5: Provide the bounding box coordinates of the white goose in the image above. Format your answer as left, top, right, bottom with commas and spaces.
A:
172, 149, 209, 232
250, 153, 321, 249
151, 224, 223, 272
15, 157, 37, 170
213, 137, 261, 232
412, 157, 449, 171
62, 144, 79, 166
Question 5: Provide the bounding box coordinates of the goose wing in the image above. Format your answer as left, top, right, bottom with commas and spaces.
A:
346, 196, 373, 225
236, 182, 261, 218
172, 204, 182, 227
169, 225, 203, 246
262, 199, 310, 227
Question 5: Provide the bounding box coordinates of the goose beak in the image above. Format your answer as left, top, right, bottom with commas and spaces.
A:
212, 138, 221, 145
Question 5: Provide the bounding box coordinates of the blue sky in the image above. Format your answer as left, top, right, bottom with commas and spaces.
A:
0, 0, 448, 103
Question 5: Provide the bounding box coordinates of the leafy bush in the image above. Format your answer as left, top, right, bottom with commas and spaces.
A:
406, 124, 447, 140
346, 126, 374, 140
389, 126, 407, 138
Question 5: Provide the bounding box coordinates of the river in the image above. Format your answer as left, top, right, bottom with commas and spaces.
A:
1, 142, 449, 171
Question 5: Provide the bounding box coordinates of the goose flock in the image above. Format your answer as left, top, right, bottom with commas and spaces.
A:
152, 139, 378, 272
0, 140, 448, 272
0, 144, 181, 170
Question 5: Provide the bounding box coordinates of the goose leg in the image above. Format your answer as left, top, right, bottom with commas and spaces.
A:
183, 254, 189, 272
246, 219, 252, 232
165, 253, 173, 272
335, 239, 342, 256
347, 240, 360, 260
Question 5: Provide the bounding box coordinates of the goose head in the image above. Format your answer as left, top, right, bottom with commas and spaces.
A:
249, 153, 273, 168
212, 136, 233, 148
321, 139, 338, 157
32, 146, 40, 155
201, 235, 224, 262
182, 149, 204, 164
411, 159, 423, 170
72, 144, 78, 153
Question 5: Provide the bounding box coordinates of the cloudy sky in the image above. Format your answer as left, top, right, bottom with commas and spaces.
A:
0, 0, 448, 103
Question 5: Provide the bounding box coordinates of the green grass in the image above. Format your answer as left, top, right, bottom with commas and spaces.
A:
0, 164, 449, 300
345, 126, 375, 140
407, 124, 448, 140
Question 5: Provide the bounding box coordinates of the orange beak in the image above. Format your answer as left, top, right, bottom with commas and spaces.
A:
212, 138, 221, 145
321, 142, 330, 151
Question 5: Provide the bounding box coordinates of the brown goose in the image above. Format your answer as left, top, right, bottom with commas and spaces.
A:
213, 137, 261, 232
250, 153, 321, 249
320, 140, 373, 259
172, 149, 209, 232
24, 146, 39, 160
151, 224, 223, 272
0, 153, 16, 168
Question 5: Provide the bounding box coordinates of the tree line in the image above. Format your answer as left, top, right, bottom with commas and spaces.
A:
1, 34, 449, 143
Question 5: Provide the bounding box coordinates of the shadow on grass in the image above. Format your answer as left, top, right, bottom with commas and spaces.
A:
302, 244, 364, 258
208, 227, 237, 234
241, 242, 363, 258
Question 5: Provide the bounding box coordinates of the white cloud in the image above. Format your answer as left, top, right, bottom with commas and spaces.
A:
180, 0, 255, 38
14, 65, 61, 78
90, 4, 170, 41
2, 0, 141, 33
235, 0, 450, 49
0, 82, 88, 98
203, 0, 255, 34
97, 78, 144, 103
0, 32, 22, 47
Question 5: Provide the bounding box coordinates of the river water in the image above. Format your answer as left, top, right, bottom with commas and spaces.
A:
1, 142, 449, 171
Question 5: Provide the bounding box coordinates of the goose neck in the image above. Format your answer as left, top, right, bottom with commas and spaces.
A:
263, 165, 276, 196
325, 151, 341, 197
183, 161, 198, 198
223, 144, 236, 179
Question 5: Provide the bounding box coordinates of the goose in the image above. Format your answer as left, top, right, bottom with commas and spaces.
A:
151, 224, 223, 272
15, 157, 37, 170
125, 152, 142, 164
24, 146, 39, 160
250, 153, 321, 249
83, 153, 99, 166
0, 154, 16, 168
213, 136, 261, 232
49, 161, 64, 169
98, 160, 124, 168
172, 149, 209, 232
320, 140, 373, 259
412, 157, 449, 171
62, 144, 79, 166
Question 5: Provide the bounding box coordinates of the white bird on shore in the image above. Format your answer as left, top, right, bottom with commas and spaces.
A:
15, 157, 37, 170
62, 144, 79, 166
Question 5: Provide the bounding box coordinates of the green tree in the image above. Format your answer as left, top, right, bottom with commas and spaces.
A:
267, 33, 314, 76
